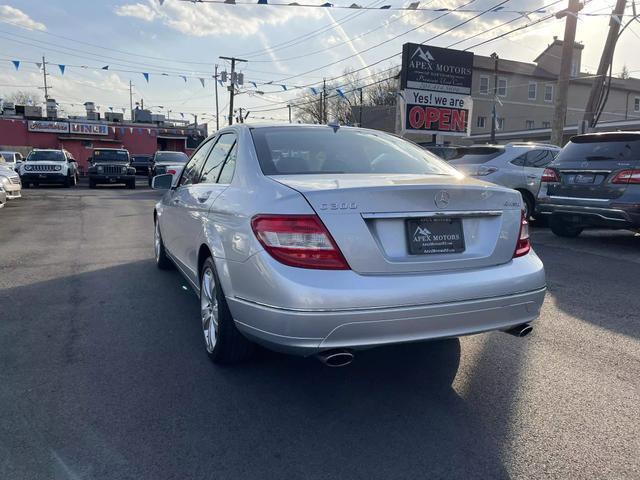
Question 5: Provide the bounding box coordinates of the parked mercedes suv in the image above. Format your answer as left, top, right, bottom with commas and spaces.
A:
536, 132, 640, 237
449, 143, 560, 219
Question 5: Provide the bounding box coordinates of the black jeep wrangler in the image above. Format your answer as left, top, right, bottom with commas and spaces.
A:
88, 148, 136, 189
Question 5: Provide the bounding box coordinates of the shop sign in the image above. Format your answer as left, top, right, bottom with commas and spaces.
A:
27, 120, 70, 133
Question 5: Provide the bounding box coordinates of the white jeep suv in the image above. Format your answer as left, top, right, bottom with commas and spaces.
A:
20, 149, 79, 188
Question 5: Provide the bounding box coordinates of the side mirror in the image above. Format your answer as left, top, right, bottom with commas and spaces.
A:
152, 173, 173, 190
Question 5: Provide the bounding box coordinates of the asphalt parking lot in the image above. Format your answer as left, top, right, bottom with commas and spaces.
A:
1, 181, 638, 480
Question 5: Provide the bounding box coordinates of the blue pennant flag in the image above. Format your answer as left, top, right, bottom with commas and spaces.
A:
142, 72, 149, 83
102, 65, 109, 70
257, 0, 268, 3
321, 2, 333, 6
58, 64, 65, 75
217, 79, 223, 86
336, 89, 346, 98
180, 112, 185, 118
281, 85, 287, 91
180, 75, 187, 82
109, 106, 113, 111
11, 60, 19, 70
250, 81, 257, 88
199, 78, 205, 87
309, 87, 318, 95
380, 5, 391, 9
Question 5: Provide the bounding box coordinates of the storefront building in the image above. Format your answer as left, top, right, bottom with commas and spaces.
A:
0, 117, 206, 173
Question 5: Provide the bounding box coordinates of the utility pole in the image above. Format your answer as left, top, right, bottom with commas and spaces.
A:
219, 56, 247, 126
42, 56, 50, 101
129, 80, 134, 121
490, 53, 499, 143
287, 104, 292, 123
581, 0, 627, 132
237, 107, 244, 123
322, 78, 327, 123
214, 64, 220, 131
359, 87, 363, 127
551, 0, 583, 146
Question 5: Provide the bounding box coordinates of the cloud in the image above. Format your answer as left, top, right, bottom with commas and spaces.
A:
114, 3, 158, 22
0, 5, 46, 31
114, 0, 322, 37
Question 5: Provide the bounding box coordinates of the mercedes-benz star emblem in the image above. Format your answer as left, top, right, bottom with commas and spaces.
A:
434, 190, 450, 209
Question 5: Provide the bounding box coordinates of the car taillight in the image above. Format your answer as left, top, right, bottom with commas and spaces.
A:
251, 214, 350, 270
513, 210, 531, 258
611, 169, 640, 184
167, 169, 177, 175
541, 168, 560, 183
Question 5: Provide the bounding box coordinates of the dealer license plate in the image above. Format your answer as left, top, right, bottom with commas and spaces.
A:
406, 217, 465, 255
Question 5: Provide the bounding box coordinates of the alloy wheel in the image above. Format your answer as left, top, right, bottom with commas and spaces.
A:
200, 267, 218, 353
154, 222, 161, 262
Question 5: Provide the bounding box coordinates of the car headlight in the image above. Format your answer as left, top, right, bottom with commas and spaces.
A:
24, 164, 32, 171
97, 166, 104, 173
122, 166, 127, 174
54, 165, 62, 171
1, 177, 8, 185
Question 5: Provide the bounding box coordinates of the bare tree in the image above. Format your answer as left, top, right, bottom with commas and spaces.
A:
2, 90, 42, 106
619, 64, 630, 79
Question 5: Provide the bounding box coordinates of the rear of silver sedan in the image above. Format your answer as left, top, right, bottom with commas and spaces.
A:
224, 126, 546, 358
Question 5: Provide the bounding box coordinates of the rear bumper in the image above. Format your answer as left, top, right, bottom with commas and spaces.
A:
536, 201, 640, 228
229, 287, 546, 356
225, 251, 546, 356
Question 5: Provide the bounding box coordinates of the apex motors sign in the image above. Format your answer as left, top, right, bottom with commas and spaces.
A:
400, 43, 474, 136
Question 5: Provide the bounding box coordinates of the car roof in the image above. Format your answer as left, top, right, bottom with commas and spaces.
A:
93, 148, 128, 151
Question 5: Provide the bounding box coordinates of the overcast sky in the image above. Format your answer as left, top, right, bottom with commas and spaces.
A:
0, 0, 637, 128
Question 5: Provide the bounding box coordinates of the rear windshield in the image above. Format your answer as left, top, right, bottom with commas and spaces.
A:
155, 152, 188, 163
555, 134, 640, 163
93, 150, 129, 162
27, 151, 65, 162
449, 147, 504, 165
251, 127, 457, 176
131, 155, 151, 161
0, 153, 15, 162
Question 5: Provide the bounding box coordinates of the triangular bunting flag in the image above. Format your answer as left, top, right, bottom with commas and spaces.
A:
58, 64, 65, 75
281, 85, 287, 91
180, 75, 187, 82
143, 72, 149, 82
11, 60, 19, 70
336, 89, 346, 98
407, 2, 419, 8
250, 81, 257, 88
199, 78, 205, 88
102, 65, 109, 70
35, 62, 42, 69
258, 0, 268, 3
309, 87, 318, 95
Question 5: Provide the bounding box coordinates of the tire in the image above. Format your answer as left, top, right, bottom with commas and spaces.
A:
550, 217, 583, 238
519, 191, 534, 220
200, 257, 253, 364
89, 179, 96, 189
63, 175, 71, 188
129, 179, 136, 189
154, 219, 173, 270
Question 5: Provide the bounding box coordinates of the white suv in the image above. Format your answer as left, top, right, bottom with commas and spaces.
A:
20, 149, 79, 188
450, 142, 560, 218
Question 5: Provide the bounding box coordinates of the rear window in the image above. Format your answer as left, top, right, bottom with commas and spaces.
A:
251, 127, 457, 176
555, 134, 640, 163
93, 150, 129, 162
155, 152, 188, 163
27, 151, 65, 162
449, 147, 504, 165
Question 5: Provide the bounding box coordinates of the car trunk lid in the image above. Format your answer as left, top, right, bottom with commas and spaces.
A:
272, 174, 523, 274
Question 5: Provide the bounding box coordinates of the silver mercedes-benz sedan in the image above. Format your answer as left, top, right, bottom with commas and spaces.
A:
152, 124, 546, 366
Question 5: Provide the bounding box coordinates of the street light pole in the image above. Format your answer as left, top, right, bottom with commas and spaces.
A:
214, 64, 220, 131
490, 52, 499, 143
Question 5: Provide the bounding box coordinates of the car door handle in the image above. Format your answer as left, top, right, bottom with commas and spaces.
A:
197, 192, 211, 203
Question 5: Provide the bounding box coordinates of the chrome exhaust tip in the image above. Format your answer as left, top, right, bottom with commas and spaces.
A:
504, 323, 533, 338
317, 349, 354, 367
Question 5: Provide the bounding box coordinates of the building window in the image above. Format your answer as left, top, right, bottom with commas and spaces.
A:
526, 120, 535, 129
571, 60, 579, 77
635, 97, 640, 112
497, 117, 505, 130
542, 121, 551, 128
528, 83, 537, 100
497, 78, 507, 97
544, 84, 554, 102
476, 116, 486, 128
479, 76, 489, 95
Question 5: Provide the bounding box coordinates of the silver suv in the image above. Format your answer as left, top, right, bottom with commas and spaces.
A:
450, 143, 560, 218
